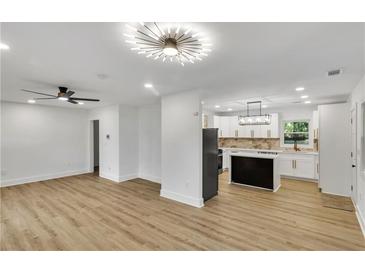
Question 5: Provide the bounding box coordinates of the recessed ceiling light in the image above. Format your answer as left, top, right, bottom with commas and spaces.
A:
215, 105, 220, 108
227, 108, 233, 111
262, 105, 268, 108
301, 95, 309, 99
27, 99, 36, 104
304, 100, 311, 104
58, 97, 68, 101
97, 73, 108, 80
0, 43, 10, 50
201, 101, 205, 105
78, 102, 84, 105
144, 83, 153, 88
296, 87, 305, 91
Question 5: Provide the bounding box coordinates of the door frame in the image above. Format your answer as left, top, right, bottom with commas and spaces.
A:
350, 106, 357, 204
89, 119, 100, 173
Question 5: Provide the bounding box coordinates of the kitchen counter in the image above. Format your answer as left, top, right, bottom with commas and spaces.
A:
220, 147, 318, 155
228, 151, 280, 192
229, 151, 279, 159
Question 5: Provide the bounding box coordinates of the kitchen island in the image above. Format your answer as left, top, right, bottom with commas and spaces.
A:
228, 151, 280, 191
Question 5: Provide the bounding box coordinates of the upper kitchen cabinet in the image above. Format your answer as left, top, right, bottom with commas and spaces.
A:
214, 116, 230, 137
214, 113, 279, 138
229, 116, 239, 137
260, 113, 279, 138
214, 115, 238, 137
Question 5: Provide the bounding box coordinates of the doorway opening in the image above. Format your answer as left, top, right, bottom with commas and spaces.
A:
92, 120, 100, 175
351, 108, 357, 204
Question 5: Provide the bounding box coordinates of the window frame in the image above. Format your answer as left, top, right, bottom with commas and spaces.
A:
281, 119, 312, 148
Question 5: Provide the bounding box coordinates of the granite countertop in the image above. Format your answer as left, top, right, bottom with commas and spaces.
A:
219, 147, 319, 155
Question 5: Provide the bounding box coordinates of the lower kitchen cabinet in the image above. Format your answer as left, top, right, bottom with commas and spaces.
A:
222, 149, 230, 169
279, 153, 318, 180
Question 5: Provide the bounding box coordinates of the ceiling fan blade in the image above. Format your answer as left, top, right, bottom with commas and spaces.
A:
68, 100, 78, 104
71, 97, 100, 102
33, 97, 58, 100
21, 89, 57, 98
66, 90, 75, 97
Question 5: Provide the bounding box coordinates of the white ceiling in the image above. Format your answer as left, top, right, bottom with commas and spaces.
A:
1, 22, 364, 109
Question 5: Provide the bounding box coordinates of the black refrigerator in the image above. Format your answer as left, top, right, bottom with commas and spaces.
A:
202, 128, 219, 201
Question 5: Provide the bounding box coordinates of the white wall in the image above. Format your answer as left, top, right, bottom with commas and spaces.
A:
161, 91, 203, 208
89, 104, 139, 182
349, 74, 365, 236
1, 101, 90, 186
119, 105, 139, 181
138, 103, 161, 183
89, 105, 120, 181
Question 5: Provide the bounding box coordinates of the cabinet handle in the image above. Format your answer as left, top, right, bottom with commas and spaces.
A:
317, 163, 319, 173
295, 160, 297, 169
292, 160, 294, 169
314, 129, 316, 139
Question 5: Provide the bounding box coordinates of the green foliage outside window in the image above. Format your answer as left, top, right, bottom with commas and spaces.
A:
283, 121, 309, 145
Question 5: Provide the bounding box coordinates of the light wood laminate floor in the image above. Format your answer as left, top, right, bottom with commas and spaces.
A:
1, 171, 364, 250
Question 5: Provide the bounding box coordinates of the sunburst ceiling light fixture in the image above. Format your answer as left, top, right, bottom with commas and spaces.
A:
124, 22, 212, 66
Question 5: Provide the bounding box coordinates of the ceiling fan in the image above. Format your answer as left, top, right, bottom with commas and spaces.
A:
21, 86, 100, 104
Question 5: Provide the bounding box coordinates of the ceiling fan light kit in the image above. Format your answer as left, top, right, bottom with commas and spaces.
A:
21, 87, 100, 105
124, 22, 212, 66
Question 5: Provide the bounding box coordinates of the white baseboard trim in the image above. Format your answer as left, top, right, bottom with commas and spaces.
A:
160, 189, 204, 208
119, 174, 138, 182
0, 169, 90, 187
354, 203, 365, 238
321, 190, 350, 198
138, 173, 161, 184
280, 175, 318, 183
273, 184, 281, 192
99, 172, 119, 182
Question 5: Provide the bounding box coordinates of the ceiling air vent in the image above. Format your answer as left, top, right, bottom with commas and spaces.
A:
327, 69, 342, 77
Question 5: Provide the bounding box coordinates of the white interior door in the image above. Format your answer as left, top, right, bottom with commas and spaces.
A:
351, 108, 357, 203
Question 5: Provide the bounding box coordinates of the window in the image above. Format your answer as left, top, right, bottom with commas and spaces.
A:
283, 120, 309, 145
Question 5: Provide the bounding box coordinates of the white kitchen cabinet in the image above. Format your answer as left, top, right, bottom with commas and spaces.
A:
213, 115, 220, 128
250, 125, 262, 138
314, 156, 319, 180
279, 157, 294, 176
220, 117, 230, 137
229, 116, 239, 137
214, 116, 230, 137
294, 158, 315, 179
215, 113, 279, 139
260, 113, 279, 138
279, 153, 318, 180
238, 125, 250, 137
222, 149, 230, 169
